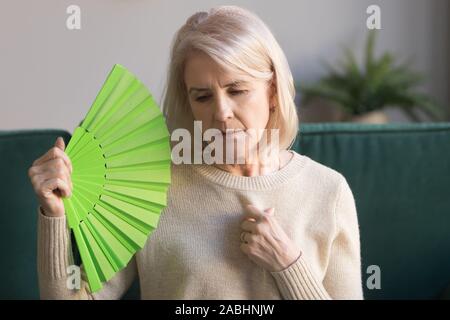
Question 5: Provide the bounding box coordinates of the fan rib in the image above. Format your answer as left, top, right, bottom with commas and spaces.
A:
98, 99, 161, 146
69, 130, 95, 161
106, 142, 171, 168
85, 70, 134, 132
103, 184, 167, 207
72, 225, 102, 292
82, 66, 125, 130
84, 216, 120, 273
79, 221, 115, 282
65, 127, 84, 155
106, 172, 170, 185
89, 79, 141, 134
94, 86, 151, 138
87, 212, 132, 270
101, 116, 168, 158
70, 135, 101, 163
94, 202, 148, 250
105, 178, 170, 192
99, 194, 160, 230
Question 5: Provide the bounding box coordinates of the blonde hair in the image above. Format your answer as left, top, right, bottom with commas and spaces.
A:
162, 5, 298, 150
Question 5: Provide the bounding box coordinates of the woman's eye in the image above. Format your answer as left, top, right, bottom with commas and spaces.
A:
195, 95, 211, 102
229, 90, 248, 96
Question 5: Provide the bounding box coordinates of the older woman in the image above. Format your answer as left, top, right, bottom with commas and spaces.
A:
30, 6, 363, 300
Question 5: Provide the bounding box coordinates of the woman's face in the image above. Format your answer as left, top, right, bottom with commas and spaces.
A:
184, 51, 274, 143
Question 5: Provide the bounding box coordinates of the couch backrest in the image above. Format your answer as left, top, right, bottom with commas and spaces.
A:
1, 123, 450, 299
294, 123, 450, 299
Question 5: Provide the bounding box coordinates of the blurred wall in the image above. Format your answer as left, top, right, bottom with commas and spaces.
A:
0, 0, 448, 131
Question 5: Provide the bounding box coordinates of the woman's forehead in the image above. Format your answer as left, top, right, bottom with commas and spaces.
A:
184, 54, 253, 88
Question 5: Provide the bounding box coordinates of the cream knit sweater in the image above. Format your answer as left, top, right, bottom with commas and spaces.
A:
37, 151, 363, 300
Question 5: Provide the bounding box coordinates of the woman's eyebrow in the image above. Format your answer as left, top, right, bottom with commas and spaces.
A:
223, 80, 247, 88
188, 81, 248, 94
189, 87, 210, 94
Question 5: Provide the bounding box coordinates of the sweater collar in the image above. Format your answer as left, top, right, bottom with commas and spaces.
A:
190, 151, 307, 190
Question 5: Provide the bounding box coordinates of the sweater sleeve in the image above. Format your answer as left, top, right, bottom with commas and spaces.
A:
270, 253, 332, 299
37, 206, 138, 300
322, 176, 364, 299
270, 176, 363, 300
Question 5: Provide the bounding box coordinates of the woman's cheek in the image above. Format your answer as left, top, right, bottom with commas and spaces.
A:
191, 103, 210, 121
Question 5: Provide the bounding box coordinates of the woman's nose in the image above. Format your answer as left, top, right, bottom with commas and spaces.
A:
213, 95, 234, 121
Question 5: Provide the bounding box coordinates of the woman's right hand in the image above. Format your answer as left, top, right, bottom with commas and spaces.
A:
28, 137, 73, 217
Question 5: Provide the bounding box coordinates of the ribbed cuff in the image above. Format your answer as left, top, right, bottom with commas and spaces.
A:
37, 206, 72, 280
270, 255, 331, 300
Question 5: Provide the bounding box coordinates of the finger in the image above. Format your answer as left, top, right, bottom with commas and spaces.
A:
264, 207, 275, 216
30, 173, 45, 192
33, 145, 72, 173
54, 136, 65, 151
35, 148, 72, 174
35, 157, 73, 193
246, 233, 258, 244
54, 137, 71, 173
240, 242, 252, 255
33, 148, 72, 173
37, 158, 72, 187
241, 217, 257, 223
41, 177, 71, 198
242, 204, 264, 222
241, 219, 257, 233
240, 231, 248, 243
33, 137, 65, 165
241, 232, 257, 244
30, 157, 68, 174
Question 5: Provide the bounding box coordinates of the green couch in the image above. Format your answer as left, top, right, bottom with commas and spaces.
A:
1, 123, 450, 299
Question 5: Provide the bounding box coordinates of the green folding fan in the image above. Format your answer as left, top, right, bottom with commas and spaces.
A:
62, 64, 171, 293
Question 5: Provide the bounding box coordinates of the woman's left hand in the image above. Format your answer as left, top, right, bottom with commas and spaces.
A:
239, 204, 302, 272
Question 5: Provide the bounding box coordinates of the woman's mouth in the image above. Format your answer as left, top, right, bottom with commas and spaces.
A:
221, 129, 244, 135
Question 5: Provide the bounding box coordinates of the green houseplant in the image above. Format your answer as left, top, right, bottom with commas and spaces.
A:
299, 31, 445, 122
